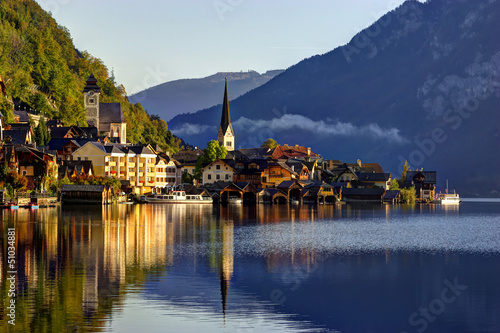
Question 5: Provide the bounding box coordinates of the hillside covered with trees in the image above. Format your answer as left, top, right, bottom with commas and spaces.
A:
0, 0, 180, 153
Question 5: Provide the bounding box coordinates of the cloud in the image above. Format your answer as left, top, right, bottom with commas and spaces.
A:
171, 123, 215, 136
233, 114, 407, 143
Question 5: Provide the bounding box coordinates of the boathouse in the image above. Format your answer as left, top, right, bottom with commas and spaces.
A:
341, 188, 385, 203
60, 184, 111, 204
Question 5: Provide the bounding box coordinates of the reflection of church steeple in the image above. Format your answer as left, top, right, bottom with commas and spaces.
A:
219, 220, 234, 319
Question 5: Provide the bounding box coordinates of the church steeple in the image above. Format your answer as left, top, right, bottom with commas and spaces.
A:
218, 78, 235, 151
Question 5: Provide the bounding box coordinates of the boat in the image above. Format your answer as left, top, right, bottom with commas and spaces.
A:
145, 191, 213, 204
5, 203, 19, 210
435, 193, 461, 205
228, 197, 242, 204
28, 202, 39, 209
434, 180, 461, 205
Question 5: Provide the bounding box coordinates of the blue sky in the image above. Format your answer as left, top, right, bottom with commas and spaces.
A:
36, 0, 410, 94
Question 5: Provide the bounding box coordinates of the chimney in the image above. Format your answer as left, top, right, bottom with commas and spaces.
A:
329, 160, 333, 169
307, 147, 311, 156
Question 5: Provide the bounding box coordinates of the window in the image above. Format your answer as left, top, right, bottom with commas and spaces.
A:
216, 175, 220, 180
208, 174, 212, 180
225, 174, 229, 180
216, 165, 221, 170
84, 157, 88, 161
22, 170, 27, 176
77, 157, 81, 161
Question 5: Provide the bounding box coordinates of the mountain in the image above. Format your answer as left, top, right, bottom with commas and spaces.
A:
0, 0, 180, 153
128, 70, 283, 121
168, 0, 500, 197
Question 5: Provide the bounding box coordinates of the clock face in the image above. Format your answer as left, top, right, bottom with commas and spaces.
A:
88, 90, 94, 96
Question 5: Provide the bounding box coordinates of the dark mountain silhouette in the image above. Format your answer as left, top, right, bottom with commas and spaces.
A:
168, 0, 500, 197
128, 70, 283, 121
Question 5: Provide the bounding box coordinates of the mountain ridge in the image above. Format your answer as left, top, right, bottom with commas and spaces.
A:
128, 69, 284, 121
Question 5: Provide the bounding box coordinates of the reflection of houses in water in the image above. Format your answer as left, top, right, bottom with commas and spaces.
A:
1, 205, 172, 324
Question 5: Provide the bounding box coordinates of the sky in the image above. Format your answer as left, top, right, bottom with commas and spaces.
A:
35, 0, 410, 95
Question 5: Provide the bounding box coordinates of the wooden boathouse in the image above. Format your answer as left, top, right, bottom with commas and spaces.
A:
60, 184, 111, 204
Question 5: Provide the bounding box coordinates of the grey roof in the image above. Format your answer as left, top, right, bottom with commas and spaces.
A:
48, 138, 80, 151
383, 190, 401, 199
237, 148, 271, 159
13, 110, 30, 123
61, 184, 108, 192
125, 145, 155, 155
104, 144, 126, 154
3, 129, 29, 144
356, 172, 391, 182
99, 103, 125, 123
277, 180, 303, 189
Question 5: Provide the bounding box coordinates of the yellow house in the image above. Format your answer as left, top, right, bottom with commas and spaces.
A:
72, 142, 158, 194
202, 159, 234, 185
72, 142, 107, 176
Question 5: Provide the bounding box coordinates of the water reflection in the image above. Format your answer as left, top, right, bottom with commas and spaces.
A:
0, 203, 499, 333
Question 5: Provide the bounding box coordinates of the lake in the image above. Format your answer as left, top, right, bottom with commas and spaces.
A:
1, 201, 499, 332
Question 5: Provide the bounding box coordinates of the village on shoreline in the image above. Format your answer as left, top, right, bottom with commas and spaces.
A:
0, 75, 438, 207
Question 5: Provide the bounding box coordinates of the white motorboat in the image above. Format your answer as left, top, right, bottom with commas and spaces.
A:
146, 191, 213, 204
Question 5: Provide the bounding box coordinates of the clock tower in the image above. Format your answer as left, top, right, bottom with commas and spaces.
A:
83, 73, 101, 129
217, 78, 235, 151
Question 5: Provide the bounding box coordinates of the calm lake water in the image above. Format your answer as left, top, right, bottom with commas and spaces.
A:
1, 201, 500, 333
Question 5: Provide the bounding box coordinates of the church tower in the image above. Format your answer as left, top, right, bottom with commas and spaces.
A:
217, 79, 235, 151
83, 73, 101, 129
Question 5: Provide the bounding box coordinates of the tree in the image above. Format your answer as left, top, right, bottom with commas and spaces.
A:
261, 138, 279, 149
401, 160, 410, 184
400, 186, 416, 204
34, 116, 50, 146
181, 171, 194, 185
194, 140, 228, 181
389, 180, 400, 190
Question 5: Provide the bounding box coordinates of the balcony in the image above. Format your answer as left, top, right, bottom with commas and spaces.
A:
128, 162, 136, 168
109, 161, 116, 167
147, 172, 155, 177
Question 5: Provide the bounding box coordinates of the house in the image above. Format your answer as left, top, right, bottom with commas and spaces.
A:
154, 154, 182, 192
302, 181, 338, 204
277, 180, 304, 203
173, 147, 204, 177
48, 138, 89, 163
356, 172, 392, 190
257, 188, 288, 204
3, 124, 33, 144
58, 160, 94, 179
383, 190, 401, 203
71, 142, 158, 194
261, 159, 300, 188
60, 184, 111, 204
403, 171, 437, 200
15, 145, 56, 190
336, 167, 358, 183
202, 159, 235, 185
